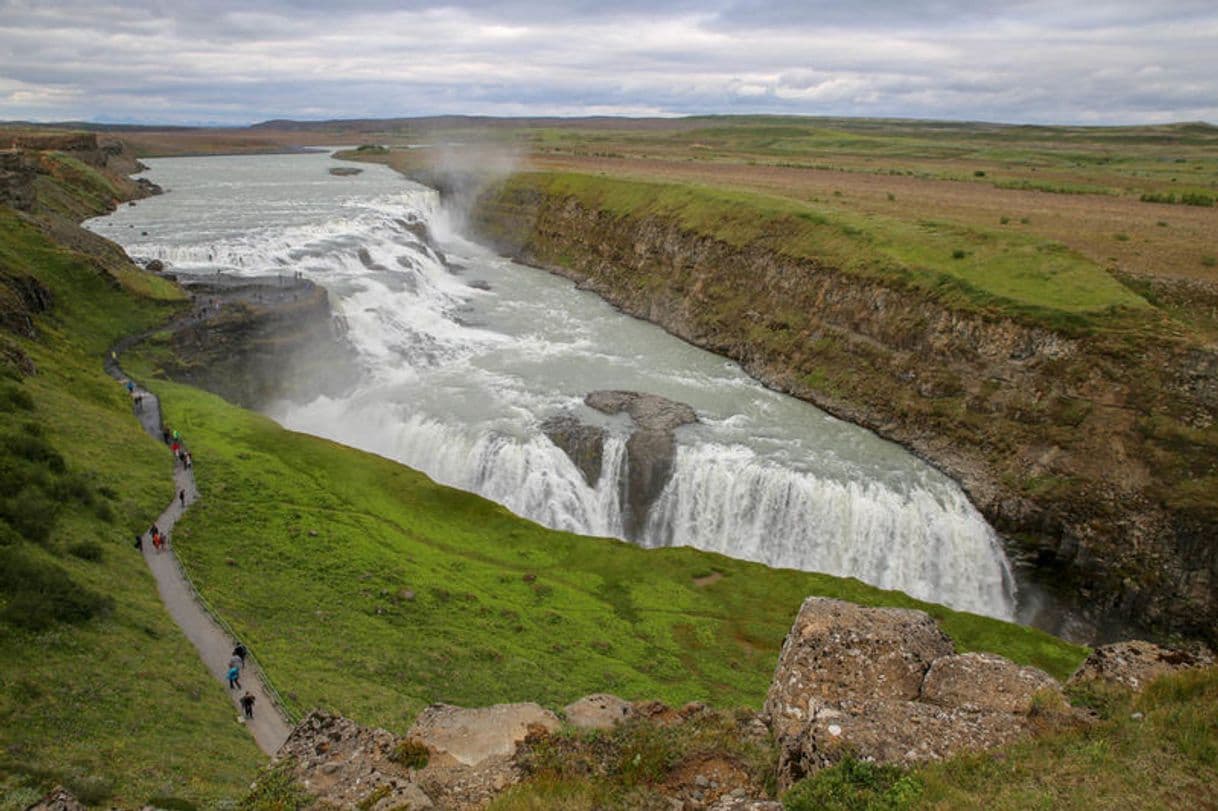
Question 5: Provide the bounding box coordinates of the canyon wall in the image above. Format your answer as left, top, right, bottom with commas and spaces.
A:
468, 178, 1218, 642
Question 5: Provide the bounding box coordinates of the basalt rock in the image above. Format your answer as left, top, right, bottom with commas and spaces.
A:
585, 390, 697, 536
469, 182, 1218, 644
765, 597, 1074, 790
765, 597, 954, 738
541, 414, 605, 487
1067, 640, 1216, 692
158, 274, 361, 408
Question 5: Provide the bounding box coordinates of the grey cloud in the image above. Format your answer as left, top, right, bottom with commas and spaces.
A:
0, 0, 1214, 125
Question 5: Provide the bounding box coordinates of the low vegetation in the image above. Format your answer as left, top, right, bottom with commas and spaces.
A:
0, 172, 258, 809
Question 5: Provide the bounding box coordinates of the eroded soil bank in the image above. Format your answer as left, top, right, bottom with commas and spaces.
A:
467, 179, 1218, 644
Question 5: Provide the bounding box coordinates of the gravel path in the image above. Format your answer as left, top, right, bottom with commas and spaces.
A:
110, 357, 292, 755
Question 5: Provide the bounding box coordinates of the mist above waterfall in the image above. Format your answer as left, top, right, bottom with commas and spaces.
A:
88, 150, 1017, 620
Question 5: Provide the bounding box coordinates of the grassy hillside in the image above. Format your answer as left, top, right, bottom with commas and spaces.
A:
499, 171, 1152, 333
119, 354, 1085, 733
0, 207, 261, 809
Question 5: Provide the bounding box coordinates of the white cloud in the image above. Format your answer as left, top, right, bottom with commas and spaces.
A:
0, 1, 1214, 124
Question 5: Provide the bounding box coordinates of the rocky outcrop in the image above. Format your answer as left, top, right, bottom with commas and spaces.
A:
469, 180, 1218, 644
407, 702, 560, 767
0, 151, 37, 211
587, 390, 697, 536
274, 710, 433, 810
156, 274, 360, 408
765, 597, 1069, 789
541, 414, 605, 487
543, 390, 698, 536
271, 704, 564, 810
562, 692, 635, 729
1067, 640, 1216, 692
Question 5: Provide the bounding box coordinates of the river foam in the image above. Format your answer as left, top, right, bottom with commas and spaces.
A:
87, 151, 1017, 619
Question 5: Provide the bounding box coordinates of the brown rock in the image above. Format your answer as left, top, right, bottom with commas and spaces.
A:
922, 652, 1062, 715
563, 693, 635, 730
1068, 640, 1216, 692
764, 597, 954, 737
408, 702, 560, 767
780, 698, 1029, 782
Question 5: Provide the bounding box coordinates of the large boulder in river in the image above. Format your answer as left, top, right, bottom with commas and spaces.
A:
1067, 640, 1215, 692
764, 597, 1072, 789
585, 390, 697, 536
764, 597, 954, 738
541, 414, 605, 487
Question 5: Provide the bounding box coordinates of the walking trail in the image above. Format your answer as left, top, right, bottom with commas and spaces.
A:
108, 356, 292, 755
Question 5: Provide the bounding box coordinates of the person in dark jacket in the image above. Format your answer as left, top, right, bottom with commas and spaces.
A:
240, 691, 256, 719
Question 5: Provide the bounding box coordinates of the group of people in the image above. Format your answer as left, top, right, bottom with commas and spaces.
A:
226, 643, 258, 720
124, 374, 260, 727
164, 427, 193, 469
125, 379, 144, 412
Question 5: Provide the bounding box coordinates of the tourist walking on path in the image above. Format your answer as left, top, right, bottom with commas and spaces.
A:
107, 349, 291, 754
233, 643, 248, 667
179, 488, 186, 507
240, 692, 256, 719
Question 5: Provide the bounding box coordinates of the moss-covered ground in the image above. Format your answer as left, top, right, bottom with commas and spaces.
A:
120, 358, 1084, 734
0, 207, 260, 809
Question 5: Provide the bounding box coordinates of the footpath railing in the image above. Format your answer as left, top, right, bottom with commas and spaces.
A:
162, 540, 304, 724
106, 342, 302, 726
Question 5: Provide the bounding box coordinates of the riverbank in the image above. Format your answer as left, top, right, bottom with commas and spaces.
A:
336, 142, 1217, 644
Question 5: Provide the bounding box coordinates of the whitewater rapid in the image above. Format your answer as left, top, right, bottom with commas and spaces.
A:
88, 150, 1017, 619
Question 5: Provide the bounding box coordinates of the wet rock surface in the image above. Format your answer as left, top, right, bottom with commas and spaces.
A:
588, 390, 698, 536
541, 414, 606, 487
151, 272, 361, 409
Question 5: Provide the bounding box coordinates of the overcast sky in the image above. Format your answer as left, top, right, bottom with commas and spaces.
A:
1, 1, 1216, 126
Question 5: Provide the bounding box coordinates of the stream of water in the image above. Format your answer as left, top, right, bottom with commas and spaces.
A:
88, 150, 1018, 620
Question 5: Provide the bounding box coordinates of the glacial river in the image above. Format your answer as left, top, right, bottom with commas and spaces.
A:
88, 150, 1018, 620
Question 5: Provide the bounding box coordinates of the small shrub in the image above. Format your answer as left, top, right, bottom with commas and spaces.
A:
0, 383, 35, 412
0, 546, 114, 629
388, 738, 430, 770
1019, 216, 1030, 224
63, 775, 116, 806
886, 193, 895, 201
974, 170, 986, 177
239, 760, 310, 811
951, 249, 967, 260
1156, 220, 1168, 227
68, 540, 104, 562
999, 216, 1010, 224
1114, 233, 1130, 242
1202, 255, 1217, 268
783, 758, 922, 810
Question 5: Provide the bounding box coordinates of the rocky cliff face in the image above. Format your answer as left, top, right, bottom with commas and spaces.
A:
469, 183, 1218, 644
153, 274, 360, 409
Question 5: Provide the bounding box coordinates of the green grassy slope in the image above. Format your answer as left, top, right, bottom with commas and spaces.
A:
120, 366, 1085, 736
496, 172, 1151, 333
0, 207, 261, 808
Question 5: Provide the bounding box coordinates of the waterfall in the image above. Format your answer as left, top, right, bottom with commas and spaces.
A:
86, 151, 1018, 621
